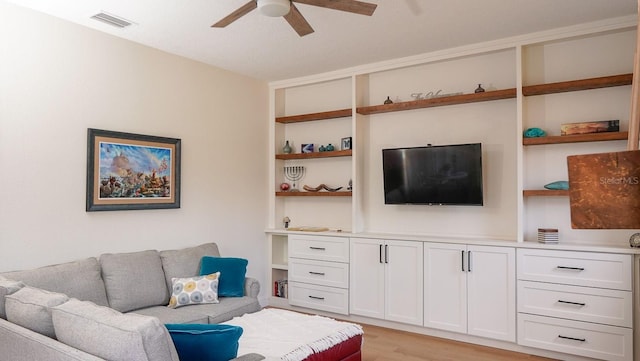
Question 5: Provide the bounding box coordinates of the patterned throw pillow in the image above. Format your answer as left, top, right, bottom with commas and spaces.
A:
168, 273, 220, 309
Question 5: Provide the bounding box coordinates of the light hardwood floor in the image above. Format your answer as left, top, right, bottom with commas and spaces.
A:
360, 323, 558, 361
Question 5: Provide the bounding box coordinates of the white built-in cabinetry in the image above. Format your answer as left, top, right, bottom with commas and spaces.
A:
267, 15, 639, 361
516, 249, 633, 361
423, 243, 516, 342
287, 234, 349, 315
349, 238, 423, 326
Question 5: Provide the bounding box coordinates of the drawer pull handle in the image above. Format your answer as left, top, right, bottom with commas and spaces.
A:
558, 335, 586, 342
556, 266, 585, 271
308, 295, 325, 300
558, 300, 586, 307
309, 271, 325, 276
309, 247, 326, 251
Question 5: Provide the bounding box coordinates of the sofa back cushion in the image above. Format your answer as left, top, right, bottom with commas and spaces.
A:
100, 250, 169, 312
5, 286, 69, 338
0, 258, 108, 306
160, 243, 220, 292
0, 277, 25, 319
52, 299, 180, 361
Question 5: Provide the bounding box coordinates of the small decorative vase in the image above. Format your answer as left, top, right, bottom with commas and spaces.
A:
474, 84, 485, 93
319, 145, 326, 152
384, 96, 393, 104
283, 140, 292, 154
326, 144, 335, 151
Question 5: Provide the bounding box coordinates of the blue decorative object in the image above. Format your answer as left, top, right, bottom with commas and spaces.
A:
166, 323, 243, 361
544, 181, 569, 190
326, 144, 335, 151
524, 128, 546, 138
200, 257, 248, 297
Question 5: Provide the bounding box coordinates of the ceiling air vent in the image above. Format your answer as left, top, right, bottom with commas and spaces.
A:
90, 12, 132, 28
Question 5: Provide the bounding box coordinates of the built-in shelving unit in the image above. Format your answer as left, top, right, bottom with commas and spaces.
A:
523, 131, 629, 145
275, 191, 352, 197
522, 190, 569, 197
275, 109, 352, 123
522, 73, 632, 96
275, 150, 352, 160
268, 18, 638, 361
356, 88, 516, 115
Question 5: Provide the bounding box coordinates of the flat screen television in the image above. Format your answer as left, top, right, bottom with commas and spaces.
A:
382, 143, 483, 206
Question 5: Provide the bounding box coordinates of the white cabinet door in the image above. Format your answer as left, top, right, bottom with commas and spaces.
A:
385, 240, 423, 326
423, 243, 467, 334
467, 245, 516, 342
349, 238, 385, 319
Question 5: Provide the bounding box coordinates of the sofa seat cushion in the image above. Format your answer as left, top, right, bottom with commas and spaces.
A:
100, 250, 169, 312
5, 286, 69, 338
160, 243, 221, 292
165, 323, 243, 361
0, 277, 25, 319
186, 297, 262, 324
51, 299, 180, 361
1, 258, 108, 306
130, 305, 209, 324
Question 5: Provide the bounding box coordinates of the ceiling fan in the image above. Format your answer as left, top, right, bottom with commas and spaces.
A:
212, 0, 377, 37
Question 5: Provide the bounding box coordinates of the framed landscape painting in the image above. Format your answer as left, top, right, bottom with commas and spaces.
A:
86, 128, 181, 211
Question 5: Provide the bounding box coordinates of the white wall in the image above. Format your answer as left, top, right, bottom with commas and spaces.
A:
0, 1, 269, 295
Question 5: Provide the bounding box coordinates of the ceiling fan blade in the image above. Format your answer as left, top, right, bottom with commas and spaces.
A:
292, 0, 377, 16
284, 3, 314, 37
212, 1, 257, 28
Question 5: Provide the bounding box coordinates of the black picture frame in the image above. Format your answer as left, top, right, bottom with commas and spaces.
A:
86, 128, 181, 211
341, 137, 352, 150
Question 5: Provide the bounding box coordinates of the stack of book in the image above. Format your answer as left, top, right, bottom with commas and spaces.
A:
538, 228, 559, 244
274, 279, 288, 298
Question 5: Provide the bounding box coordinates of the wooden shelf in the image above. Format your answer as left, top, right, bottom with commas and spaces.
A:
523, 131, 628, 145
523, 189, 569, 197
276, 191, 352, 197
356, 88, 516, 115
276, 149, 352, 160
522, 73, 632, 96
275, 109, 352, 123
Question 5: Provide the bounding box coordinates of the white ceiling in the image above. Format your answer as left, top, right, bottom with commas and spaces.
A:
5, 0, 638, 81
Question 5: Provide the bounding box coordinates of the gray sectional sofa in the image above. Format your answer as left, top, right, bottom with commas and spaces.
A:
0, 243, 265, 361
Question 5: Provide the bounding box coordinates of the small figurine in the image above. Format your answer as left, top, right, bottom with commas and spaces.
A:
283, 216, 291, 229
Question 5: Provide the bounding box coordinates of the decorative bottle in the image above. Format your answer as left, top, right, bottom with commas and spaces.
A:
474, 84, 485, 93
282, 140, 292, 154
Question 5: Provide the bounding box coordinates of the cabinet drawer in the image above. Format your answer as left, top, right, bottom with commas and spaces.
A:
288, 282, 349, 315
518, 313, 632, 361
517, 249, 632, 290
289, 235, 349, 263
518, 281, 632, 327
289, 258, 349, 289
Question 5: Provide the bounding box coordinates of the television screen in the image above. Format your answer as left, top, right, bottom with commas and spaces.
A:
382, 143, 483, 206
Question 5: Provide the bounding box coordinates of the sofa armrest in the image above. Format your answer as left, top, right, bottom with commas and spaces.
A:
244, 277, 260, 298
232, 353, 265, 361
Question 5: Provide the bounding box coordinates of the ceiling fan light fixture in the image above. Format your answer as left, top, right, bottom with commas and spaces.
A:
257, 0, 290, 17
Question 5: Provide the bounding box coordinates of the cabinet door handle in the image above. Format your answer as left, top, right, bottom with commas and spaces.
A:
385, 244, 389, 264
308, 295, 325, 300
379, 244, 383, 264
308, 271, 325, 276
556, 266, 585, 271
558, 300, 586, 307
461, 250, 465, 272
309, 246, 326, 251
467, 250, 472, 272
558, 335, 586, 342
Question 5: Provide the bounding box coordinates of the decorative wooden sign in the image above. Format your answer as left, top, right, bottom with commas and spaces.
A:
568, 150, 640, 229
